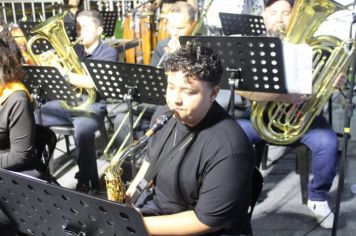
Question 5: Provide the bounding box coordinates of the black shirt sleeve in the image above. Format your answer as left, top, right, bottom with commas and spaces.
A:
0, 92, 35, 170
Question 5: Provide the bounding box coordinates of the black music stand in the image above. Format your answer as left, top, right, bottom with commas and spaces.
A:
180, 36, 287, 116
0, 168, 148, 236
22, 65, 80, 124
22, 65, 78, 102
101, 11, 119, 37
84, 60, 167, 175
64, 22, 78, 42
219, 13, 266, 36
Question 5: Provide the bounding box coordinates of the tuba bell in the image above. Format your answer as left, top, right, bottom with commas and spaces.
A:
26, 11, 96, 111
250, 0, 355, 145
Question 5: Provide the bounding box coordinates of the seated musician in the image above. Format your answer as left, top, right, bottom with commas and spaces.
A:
236, 0, 346, 229
112, 2, 196, 161
150, 1, 196, 66
0, 39, 36, 235
126, 41, 254, 235
35, 10, 118, 194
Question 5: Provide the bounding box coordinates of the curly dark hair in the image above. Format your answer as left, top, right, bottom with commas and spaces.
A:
0, 39, 25, 85
0, 22, 16, 45
163, 41, 223, 87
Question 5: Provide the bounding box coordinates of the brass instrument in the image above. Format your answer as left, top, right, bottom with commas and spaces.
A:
191, 0, 214, 36
26, 11, 96, 111
250, 0, 355, 145
105, 110, 174, 202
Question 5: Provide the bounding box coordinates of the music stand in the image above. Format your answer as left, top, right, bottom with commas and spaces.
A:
64, 22, 78, 42
101, 11, 119, 37
22, 65, 79, 102
219, 13, 266, 36
22, 65, 80, 124
180, 36, 287, 116
0, 168, 148, 236
84, 60, 167, 175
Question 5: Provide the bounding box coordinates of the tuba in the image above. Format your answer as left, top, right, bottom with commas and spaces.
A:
250, 0, 355, 145
26, 11, 96, 111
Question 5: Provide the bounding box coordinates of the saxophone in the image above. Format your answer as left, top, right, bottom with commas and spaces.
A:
250, 0, 355, 145
105, 110, 174, 202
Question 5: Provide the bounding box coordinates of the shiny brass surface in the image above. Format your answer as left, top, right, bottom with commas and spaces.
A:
250, 0, 355, 145
26, 11, 96, 111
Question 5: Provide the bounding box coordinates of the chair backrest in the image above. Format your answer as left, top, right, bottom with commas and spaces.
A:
33, 125, 57, 182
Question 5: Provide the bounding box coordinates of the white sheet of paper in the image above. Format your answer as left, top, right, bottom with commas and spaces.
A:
282, 42, 313, 94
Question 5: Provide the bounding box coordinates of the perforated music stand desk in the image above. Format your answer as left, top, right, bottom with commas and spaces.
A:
219, 13, 266, 36
101, 11, 119, 37
84, 60, 167, 105
22, 65, 79, 103
180, 35, 287, 93
0, 168, 148, 236
180, 36, 287, 116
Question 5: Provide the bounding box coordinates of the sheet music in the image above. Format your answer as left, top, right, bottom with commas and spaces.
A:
283, 42, 313, 95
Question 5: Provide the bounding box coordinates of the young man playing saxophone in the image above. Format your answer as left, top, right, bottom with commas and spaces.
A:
126, 41, 255, 235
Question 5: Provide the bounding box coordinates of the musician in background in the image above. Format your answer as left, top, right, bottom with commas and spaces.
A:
126, 41, 254, 235
236, 0, 344, 229
150, 1, 196, 66
63, 0, 84, 23
144, 0, 198, 14
111, 1, 196, 167
35, 10, 118, 193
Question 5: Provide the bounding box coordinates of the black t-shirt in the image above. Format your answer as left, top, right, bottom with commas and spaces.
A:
142, 102, 254, 234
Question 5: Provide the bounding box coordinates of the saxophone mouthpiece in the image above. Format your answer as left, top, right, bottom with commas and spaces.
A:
145, 110, 174, 137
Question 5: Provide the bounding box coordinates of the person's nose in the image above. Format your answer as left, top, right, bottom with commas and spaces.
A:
172, 91, 183, 105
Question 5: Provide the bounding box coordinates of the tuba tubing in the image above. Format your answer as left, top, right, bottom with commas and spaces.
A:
26, 11, 96, 111
250, 0, 355, 145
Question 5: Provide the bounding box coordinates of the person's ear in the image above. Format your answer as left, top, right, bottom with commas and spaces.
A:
97, 25, 104, 36
210, 86, 219, 102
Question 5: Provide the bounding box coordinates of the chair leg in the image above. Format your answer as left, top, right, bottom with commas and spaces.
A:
255, 142, 269, 170
296, 145, 310, 205
64, 135, 71, 155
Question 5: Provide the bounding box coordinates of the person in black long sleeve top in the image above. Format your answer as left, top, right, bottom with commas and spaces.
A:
0, 39, 35, 170
0, 38, 36, 236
